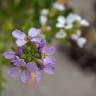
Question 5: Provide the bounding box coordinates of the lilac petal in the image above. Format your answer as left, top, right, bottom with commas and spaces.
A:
12, 29, 26, 39
46, 47, 56, 55
27, 62, 38, 72
16, 39, 27, 47
44, 65, 55, 74
17, 47, 23, 55
8, 67, 20, 77
31, 38, 41, 43
43, 56, 56, 65
20, 72, 32, 83
28, 28, 40, 38
39, 40, 46, 49
3, 51, 15, 60
35, 71, 41, 83
13, 58, 26, 67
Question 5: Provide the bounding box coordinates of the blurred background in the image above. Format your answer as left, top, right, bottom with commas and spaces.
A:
1, 0, 96, 96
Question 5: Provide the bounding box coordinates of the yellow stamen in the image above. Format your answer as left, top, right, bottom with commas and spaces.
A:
31, 73, 36, 82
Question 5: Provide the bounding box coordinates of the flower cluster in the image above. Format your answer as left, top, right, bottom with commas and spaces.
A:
38, 1, 89, 47
3, 28, 56, 83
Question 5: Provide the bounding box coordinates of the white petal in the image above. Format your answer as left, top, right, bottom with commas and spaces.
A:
40, 15, 47, 25
67, 13, 81, 23
76, 37, 87, 48
64, 23, 73, 29
80, 19, 90, 26
55, 30, 66, 39
57, 16, 66, 24
41, 9, 49, 16
56, 23, 64, 28
53, 2, 65, 11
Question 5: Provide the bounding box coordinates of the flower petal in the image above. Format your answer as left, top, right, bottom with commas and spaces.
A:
44, 65, 55, 74
8, 67, 20, 77
27, 62, 38, 72
35, 71, 41, 83
43, 56, 56, 65
31, 38, 41, 43
12, 29, 26, 39
76, 37, 87, 48
20, 72, 32, 83
28, 28, 40, 37
55, 30, 66, 39
13, 58, 26, 67
3, 51, 15, 60
16, 39, 27, 47
46, 47, 56, 55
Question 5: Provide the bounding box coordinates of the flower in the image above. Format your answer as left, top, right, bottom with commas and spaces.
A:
4, 27, 56, 83
41, 47, 56, 65
39, 15, 48, 25
56, 15, 73, 29
55, 29, 66, 39
3, 51, 16, 60
67, 13, 89, 26
12, 28, 41, 47
41, 9, 49, 16
53, 2, 65, 11
71, 30, 87, 48
76, 37, 87, 48
9, 57, 41, 83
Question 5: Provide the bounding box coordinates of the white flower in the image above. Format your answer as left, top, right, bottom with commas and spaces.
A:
71, 30, 87, 48
56, 15, 73, 29
39, 15, 47, 25
66, 13, 82, 23
41, 9, 49, 16
71, 30, 81, 40
67, 13, 89, 26
55, 29, 66, 39
53, 2, 65, 11
76, 37, 87, 48
80, 19, 90, 26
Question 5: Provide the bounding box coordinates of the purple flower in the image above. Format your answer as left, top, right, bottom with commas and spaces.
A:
9, 57, 41, 83
12, 28, 41, 47
41, 47, 56, 65
3, 51, 16, 60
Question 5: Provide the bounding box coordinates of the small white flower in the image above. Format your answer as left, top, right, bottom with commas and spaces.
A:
76, 37, 87, 48
56, 15, 73, 29
53, 2, 65, 11
66, 13, 81, 23
80, 19, 90, 26
55, 29, 66, 39
57, 16, 66, 24
40, 15, 47, 25
41, 9, 49, 16
71, 30, 81, 40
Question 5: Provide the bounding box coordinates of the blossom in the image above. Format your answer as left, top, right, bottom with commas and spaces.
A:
67, 13, 89, 26
71, 30, 87, 48
12, 28, 41, 47
53, 2, 65, 11
55, 29, 66, 39
3, 51, 16, 60
9, 57, 41, 83
41, 47, 56, 65
41, 9, 49, 16
56, 15, 73, 29
39, 15, 48, 25
4, 27, 56, 83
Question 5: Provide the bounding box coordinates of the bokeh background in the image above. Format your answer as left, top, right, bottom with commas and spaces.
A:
1, 0, 96, 96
